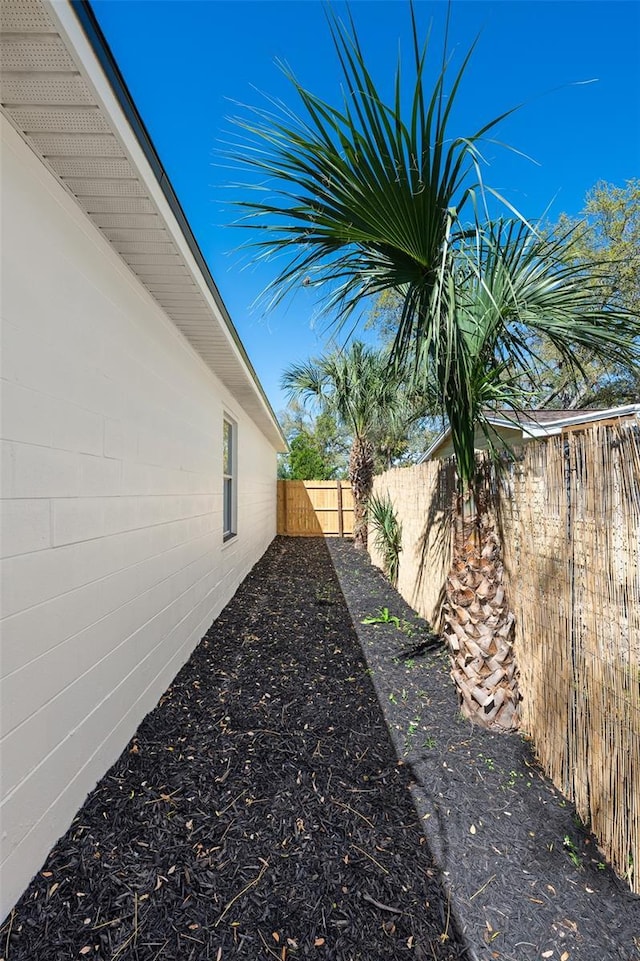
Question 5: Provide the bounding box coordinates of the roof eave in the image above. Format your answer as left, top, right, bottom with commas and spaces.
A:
419, 404, 640, 462
1, 0, 286, 452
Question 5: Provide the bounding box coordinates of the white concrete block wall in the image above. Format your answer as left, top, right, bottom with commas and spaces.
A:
0, 117, 277, 919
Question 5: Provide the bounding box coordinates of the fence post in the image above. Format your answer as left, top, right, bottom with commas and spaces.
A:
283, 480, 288, 535
337, 480, 344, 538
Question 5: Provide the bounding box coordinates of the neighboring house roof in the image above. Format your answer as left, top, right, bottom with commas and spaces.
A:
0, 0, 287, 452
418, 404, 640, 463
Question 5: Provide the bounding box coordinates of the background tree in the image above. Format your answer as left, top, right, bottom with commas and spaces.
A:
559, 179, 640, 314
526, 180, 640, 408
365, 291, 445, 461
282, 342, 430, 549
278, 402, 348, 479
371, 409, 437, 471
278, 431, 330, 480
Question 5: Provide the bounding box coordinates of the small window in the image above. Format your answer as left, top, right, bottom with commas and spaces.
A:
223, 417, 236, 541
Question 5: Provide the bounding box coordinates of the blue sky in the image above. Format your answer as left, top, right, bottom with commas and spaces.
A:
91, 0, 640, 415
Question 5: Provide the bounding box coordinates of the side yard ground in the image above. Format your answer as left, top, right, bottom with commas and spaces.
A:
327, 538, 640, 961
2, 538, 467, 961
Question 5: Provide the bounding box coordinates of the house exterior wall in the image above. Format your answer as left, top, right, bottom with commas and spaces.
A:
0, 117, 277, 919
429, 424, 524, 460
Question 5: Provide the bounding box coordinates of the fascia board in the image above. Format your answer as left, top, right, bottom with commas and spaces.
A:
550, 404, 640, 429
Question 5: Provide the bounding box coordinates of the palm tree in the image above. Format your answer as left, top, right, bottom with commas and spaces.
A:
230, 6, 640, 728
282, 341, 429, 549
437, 220, 640, 730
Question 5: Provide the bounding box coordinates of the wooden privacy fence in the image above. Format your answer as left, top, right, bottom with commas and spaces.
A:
371, 420, 640, 893
277, 480, 354, 537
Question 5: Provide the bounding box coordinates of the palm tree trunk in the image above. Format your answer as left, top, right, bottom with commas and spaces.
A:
444, 487, 522, 732
349, 436, 374, 550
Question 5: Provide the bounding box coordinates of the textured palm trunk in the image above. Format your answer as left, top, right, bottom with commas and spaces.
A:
349, 436, 374, 550
444, 490, 522, 732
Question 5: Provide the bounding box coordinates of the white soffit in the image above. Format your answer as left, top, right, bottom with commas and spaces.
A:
0, 0, 285, 451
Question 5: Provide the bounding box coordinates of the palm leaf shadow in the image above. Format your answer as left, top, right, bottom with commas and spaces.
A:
413, 459, 457, 639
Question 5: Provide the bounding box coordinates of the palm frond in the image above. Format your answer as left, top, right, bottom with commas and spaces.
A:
440, 219, 640, 486
227, 4, 524, 360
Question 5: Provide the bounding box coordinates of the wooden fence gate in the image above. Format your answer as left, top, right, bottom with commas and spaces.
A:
277, 480, 354, 537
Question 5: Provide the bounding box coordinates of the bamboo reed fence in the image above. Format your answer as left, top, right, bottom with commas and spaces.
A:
277, 480, 354, 537
371, 421, 640, 893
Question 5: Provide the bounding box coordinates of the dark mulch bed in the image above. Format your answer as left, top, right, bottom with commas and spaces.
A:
2, 537, 468, 961
326, 538, 640, 961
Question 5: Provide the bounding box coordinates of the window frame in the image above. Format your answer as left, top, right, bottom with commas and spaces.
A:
222, 415, 237, 543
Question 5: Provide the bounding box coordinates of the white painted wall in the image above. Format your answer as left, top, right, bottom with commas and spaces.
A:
0, 117, 277, 919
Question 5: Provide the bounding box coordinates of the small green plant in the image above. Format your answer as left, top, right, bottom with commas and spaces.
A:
368, 492, 402, 586
505, 769, 526, 788
362, 607, 401, 628
563, 835, 582, 869
407, 718, 420, 738
424, 736, 436, 749
388, 692, 398, 704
